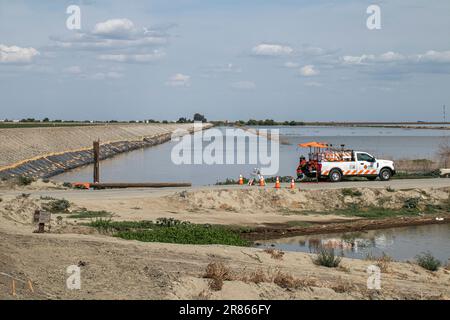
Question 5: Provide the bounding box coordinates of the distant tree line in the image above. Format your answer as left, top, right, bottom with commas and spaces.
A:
211, 119, 305, 126
1, 113, 208, 124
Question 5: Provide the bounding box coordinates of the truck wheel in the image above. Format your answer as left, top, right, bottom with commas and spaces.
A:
379, 168, 392, 181
329, 169, 342, 182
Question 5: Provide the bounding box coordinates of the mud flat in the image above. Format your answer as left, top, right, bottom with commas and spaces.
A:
0, 123, 212, 180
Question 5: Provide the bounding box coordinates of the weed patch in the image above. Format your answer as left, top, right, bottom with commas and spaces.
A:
88, 218, 249, 246
416, 252, 441, 271
263, 248, 285, 260
313, 248, 342, 268
68, 210, 112, 219
17, 176, 34, 186
341, 189, 362, 197
43, 199, 71, 213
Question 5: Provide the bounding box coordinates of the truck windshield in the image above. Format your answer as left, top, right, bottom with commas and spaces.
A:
357, 153, 374, 162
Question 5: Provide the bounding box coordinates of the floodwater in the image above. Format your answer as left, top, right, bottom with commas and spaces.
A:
255, 223, 450, 263
53, 126, 450, 186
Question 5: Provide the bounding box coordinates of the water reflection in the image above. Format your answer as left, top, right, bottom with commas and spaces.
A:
256, 224, 450, 263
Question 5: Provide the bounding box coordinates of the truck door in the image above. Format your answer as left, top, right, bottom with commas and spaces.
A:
356, 152, 377, 175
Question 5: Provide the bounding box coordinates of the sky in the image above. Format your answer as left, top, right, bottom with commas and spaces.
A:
0, 0, 449, 122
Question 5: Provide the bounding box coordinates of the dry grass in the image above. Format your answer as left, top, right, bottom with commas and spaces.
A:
204, 262, 233, 291
437, 141, 450, 168
203, 262, 316, 291
196, 289, 211, 300
376, 253, 393, 273
271, 270, 317, 289
395, 159, 437, 172
246, 269, 269, 284
263, 248, 285, 260
272, 270, 304, 289
365, 252, 394, 273
331, 279, 354, 293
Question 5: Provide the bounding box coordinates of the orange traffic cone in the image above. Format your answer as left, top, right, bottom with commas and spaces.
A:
275, 176, 281, 189
290, 178, 295, 189
239, 174, 244, 185
259, 176, 265, 187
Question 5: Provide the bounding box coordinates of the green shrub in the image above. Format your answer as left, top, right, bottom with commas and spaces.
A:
415, 252, 441, 271
43, 199, 71, 212
403, 198, 420, 209
68, 210, 112, 219
17, 176, 34, 186
155, 217, 189, 227
341, 189, 362, 197
313, 248, 342, 268
88, 218, 249, 246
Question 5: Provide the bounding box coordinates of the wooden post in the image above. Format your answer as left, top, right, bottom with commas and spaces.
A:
93, 140, 100, 183
11, 279, 16, 297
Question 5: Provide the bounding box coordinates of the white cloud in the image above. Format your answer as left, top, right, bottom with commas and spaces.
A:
0, 44, 39, 64
417, 50, 450, 63
231, 81, 256, 90
299, 65, 319, 76
252, 43, 293, 57
50, 18, 169, 66
165, 73, 190, 87
89, 71, 123, 80
284, 61, 300, 68
97, 50, 165, 63
92, 18, 135, 38
342, 51, 405, 65
341, 50, 450, 66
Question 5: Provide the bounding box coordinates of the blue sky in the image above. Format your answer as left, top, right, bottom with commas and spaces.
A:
1, 0, 449, 121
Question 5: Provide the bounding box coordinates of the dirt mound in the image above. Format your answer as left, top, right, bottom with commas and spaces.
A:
167, 187, 449, 213
0, 195, 40, 225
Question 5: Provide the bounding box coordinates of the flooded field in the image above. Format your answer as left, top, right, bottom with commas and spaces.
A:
54, 126, 450, 186
256, 223, 450, 264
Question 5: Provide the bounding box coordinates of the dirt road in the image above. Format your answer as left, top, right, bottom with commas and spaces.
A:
2, 178, 449, 201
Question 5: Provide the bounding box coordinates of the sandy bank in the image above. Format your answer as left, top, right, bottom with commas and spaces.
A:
0, 227, 448, 300
0, 185, 449, 300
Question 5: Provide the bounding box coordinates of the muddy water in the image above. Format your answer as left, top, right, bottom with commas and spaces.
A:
255, 223, 450, 264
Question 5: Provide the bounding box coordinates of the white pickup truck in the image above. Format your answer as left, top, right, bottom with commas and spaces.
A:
297, 150, 396, 182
